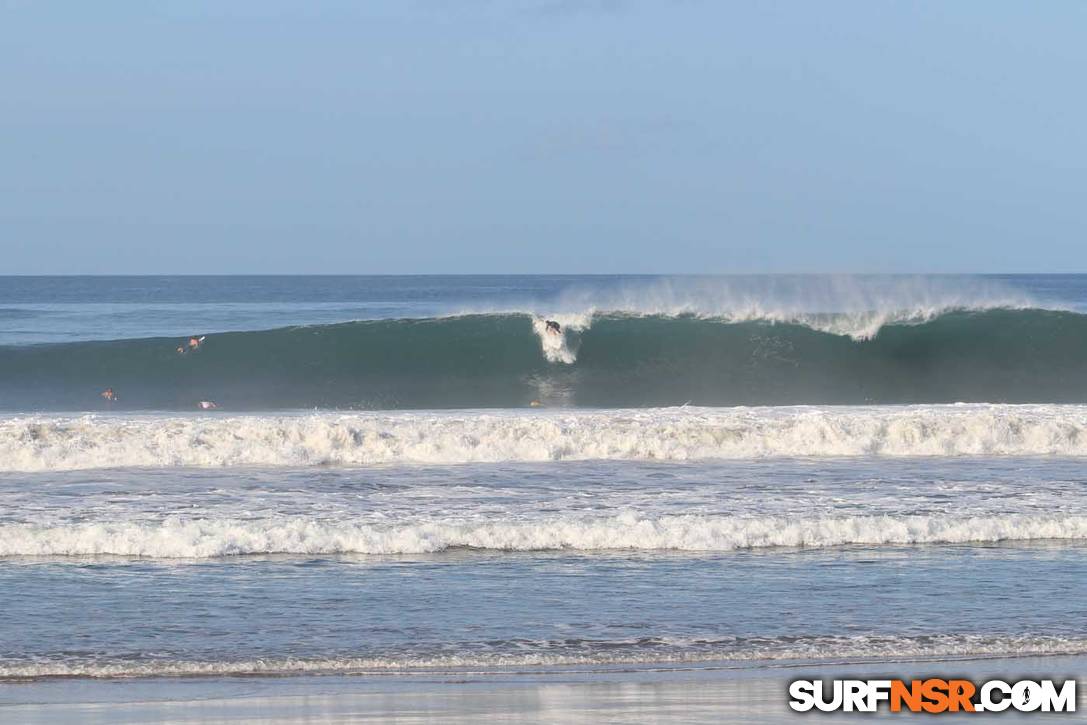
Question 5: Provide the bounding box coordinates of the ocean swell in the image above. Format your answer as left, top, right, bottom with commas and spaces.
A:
2, 308, 1087, 409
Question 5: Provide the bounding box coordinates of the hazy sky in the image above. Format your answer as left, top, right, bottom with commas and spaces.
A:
2, 1, 1085, 274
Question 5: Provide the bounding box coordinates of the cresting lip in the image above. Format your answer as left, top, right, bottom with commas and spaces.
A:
3, 306, 1086, 411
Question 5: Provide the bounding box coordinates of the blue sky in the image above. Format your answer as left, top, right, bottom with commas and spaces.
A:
2, 1, 1085, 274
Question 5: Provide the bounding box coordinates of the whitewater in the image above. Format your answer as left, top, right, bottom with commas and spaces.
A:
4, 404, 1087, 472
8, 273, 1087, 410
3, 275, 1086, 684
5, 634, 1084, 680
4, 513, 1085, 558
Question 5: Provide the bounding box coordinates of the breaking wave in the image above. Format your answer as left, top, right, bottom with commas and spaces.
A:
3, 404, 1087, 471
3, 307, 1087, 409
2, 512, 1084, 558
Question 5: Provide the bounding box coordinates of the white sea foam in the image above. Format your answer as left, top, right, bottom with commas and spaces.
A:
442, 275, 1048, 342
530, 313, 590, 363
2, 512, 1084, 558
540, 275, 1040, 340
2, 634, 1082, 680
3, 405, 1087, 472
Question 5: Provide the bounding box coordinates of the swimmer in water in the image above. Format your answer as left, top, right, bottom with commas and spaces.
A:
198, 400, 218, 410
187, 336, 205, 351
544, 320, 561, 335
101, 388, 117, 402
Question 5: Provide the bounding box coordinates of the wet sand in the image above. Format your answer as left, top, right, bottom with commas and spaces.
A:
1, 655, 1083, 723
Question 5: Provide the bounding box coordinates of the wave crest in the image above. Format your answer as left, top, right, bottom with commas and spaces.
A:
5, 307, 1087, 409
2, 513, 1085, 558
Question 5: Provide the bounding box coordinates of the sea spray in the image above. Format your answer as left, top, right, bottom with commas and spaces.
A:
4, 308, 1087, 409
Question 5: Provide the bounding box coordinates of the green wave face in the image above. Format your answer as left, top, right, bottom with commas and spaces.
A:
2, 309, 1087, 410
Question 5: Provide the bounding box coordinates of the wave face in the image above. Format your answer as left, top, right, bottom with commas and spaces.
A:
3, 307, 1087, 410
4, 405, 1087, 471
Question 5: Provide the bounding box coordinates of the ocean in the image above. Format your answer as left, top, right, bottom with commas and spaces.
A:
1, 275, 1085, 690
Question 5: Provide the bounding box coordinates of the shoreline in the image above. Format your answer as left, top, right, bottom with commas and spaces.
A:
3, 654, 1083, 723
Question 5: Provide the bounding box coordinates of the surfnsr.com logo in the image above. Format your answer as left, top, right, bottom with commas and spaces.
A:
788, 678, 1077, 713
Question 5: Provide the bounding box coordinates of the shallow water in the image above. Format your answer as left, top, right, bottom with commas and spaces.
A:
1, 458, 1084, 678
1, 275, 1085, 683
